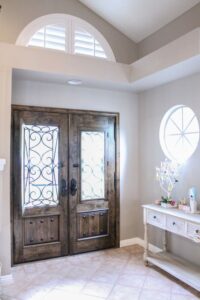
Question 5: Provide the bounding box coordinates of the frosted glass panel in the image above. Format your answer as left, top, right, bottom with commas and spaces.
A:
22, 125, 59, 208
81, 131, 105, 200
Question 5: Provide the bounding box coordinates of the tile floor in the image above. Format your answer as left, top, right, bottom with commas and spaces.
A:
0, 245, 199, 300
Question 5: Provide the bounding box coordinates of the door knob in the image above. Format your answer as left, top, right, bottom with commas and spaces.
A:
70, 178, 77, 196
60, 178, 68, 197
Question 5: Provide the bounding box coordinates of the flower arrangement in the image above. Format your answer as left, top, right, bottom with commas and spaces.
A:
156, 159, 179, 207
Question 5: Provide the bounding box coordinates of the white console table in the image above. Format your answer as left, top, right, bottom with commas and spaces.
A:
143, 204, 200, 292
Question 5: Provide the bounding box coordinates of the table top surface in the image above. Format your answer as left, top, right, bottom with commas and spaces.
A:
143, 204, 200, 224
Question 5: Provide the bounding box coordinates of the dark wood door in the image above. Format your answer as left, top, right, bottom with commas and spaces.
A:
12, 106, 119, 264
69, 113, 117, 254
12, 110, 69, 263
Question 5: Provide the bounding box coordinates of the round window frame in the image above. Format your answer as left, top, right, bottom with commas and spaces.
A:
159, 105, 200, 163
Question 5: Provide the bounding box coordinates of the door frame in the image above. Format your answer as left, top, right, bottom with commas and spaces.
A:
11, 105, 120, 265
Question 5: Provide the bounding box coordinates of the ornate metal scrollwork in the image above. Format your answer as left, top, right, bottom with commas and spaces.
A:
22, 124, 59, 208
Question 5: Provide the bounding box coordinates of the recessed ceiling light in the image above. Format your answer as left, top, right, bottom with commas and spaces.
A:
67, 79, 83, 86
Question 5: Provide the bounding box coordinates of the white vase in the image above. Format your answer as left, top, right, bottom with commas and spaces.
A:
190, 199, 197, 213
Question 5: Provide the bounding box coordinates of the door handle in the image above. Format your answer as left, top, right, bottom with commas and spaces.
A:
60, 179, 68, 197
70, 178, 77, 196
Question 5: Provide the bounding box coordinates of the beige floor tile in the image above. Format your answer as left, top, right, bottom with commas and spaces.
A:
54, 277, 87, 293
16, 286, 50, 300
116, 273, 146, 288
107, 284, 141, 300
139, 288, 171, 300
92, 268, 120, 284
1, 245, 199, 300
43, 289, 79, 300
0, 296, 18, 300
81, 281, 114, 298
143, 275, 172, 293
122, 263, 148, 276
64, 266, 96, 280
44, 289, 106, 300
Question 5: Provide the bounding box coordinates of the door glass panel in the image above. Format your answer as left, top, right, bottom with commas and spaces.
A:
81, 131, 105, 200
22, 124, 59, 208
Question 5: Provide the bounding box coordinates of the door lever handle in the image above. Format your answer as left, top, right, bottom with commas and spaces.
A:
60, 179, 68, 197
70, 178, 77, 196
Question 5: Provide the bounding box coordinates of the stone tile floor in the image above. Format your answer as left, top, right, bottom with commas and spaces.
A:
0, 245, 199, 300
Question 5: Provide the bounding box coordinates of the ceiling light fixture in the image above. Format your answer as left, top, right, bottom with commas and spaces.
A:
67, 79, 83, 86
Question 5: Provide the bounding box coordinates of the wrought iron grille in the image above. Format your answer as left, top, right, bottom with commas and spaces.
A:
22, 124, 59, 208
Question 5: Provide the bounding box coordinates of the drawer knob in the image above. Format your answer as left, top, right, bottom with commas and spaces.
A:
196, 229, 199, 234
153, 216, 156, 219
173, 222, 176, 226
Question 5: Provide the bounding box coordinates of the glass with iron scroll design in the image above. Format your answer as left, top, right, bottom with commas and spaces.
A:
22, 124, 59, 208
81, 131, 105, 200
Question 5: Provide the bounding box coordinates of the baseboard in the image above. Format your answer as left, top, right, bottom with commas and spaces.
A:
120, 237, 162, 253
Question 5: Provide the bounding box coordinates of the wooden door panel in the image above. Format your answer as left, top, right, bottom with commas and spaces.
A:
77, 210, 108, 239
12, 109, 68, 263
69, 113, 116, 254
24, 215, 59, 246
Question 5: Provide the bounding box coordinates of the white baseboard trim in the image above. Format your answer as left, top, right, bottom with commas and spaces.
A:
120, 237, 162, 253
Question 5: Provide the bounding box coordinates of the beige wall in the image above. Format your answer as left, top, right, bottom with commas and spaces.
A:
12, 79, 139, 244
138, 2, 200, 58
2, 0, 200, 63
138, 73, 200, 265
0, 0, 137, 64
0, 68, 12, 275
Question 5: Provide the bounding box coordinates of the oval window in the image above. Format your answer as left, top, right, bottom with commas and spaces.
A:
159, 105, 199, 163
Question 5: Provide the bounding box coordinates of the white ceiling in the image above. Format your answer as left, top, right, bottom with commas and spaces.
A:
79, 0, 200, 42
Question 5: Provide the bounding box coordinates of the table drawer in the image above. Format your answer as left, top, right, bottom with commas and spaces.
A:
166, 216, 185, 235
147, 210, 166, 229
186, 222, 200, 238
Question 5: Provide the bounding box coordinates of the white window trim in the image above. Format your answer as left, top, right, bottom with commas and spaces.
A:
16, 14, 116, 62
159, 105, 200, 163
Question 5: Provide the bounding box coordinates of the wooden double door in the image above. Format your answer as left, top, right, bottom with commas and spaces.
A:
12, 106, 119, 264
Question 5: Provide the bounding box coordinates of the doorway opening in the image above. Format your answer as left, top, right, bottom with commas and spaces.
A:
12, 105, 120, 264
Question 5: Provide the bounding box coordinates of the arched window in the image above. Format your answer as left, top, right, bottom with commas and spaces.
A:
16, 14, 116, 61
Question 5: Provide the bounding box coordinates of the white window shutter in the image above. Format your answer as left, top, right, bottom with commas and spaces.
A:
74, 27, 107, 59
29, 25, 66, 51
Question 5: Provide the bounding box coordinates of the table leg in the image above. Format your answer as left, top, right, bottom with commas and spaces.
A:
162, 230, 167, 252
144, 222, 149, 266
